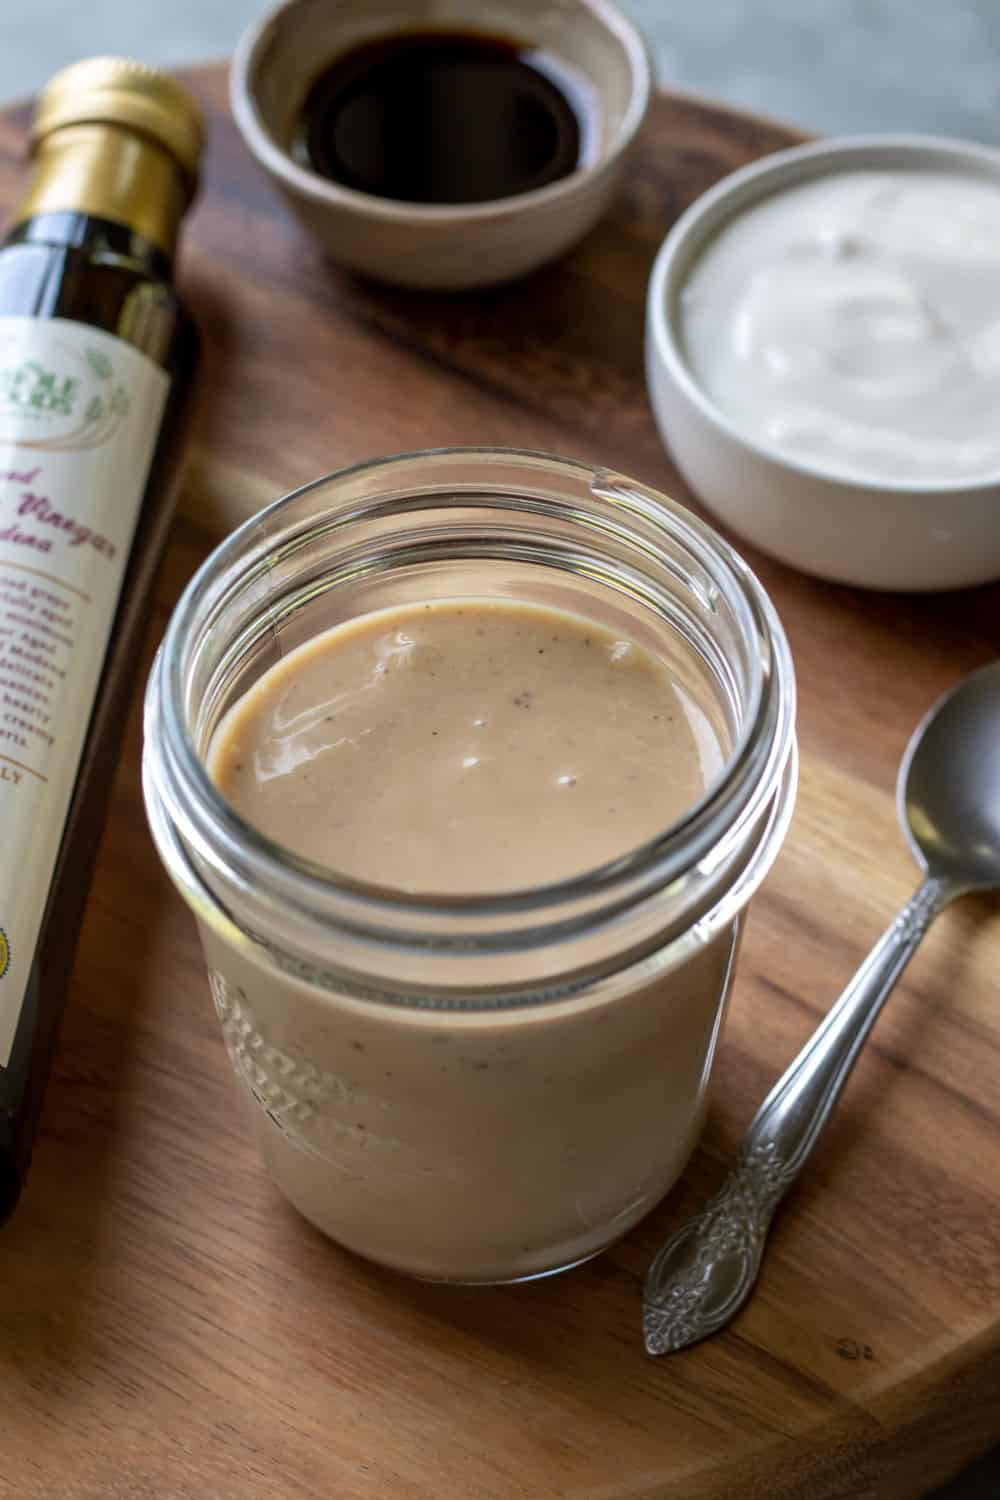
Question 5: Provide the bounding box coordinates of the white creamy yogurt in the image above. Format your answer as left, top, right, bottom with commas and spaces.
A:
679, 169, 1000, 483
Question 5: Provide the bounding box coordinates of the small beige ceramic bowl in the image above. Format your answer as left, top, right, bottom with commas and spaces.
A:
230, 0, 652, 289
646, 135, 1000, 592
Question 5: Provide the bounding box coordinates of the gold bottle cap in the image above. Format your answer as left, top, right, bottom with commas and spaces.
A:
31, 57, 204, 193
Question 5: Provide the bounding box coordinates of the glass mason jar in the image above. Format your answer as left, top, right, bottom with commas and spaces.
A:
143, 449, 796, 1283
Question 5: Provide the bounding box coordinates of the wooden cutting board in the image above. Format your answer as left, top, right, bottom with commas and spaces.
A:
0, 66, 997, 1500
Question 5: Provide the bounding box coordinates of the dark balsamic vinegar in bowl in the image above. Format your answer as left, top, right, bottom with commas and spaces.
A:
294, 31, 592, 205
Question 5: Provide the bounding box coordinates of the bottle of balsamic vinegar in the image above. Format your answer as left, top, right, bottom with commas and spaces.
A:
0, 58, 203, 1218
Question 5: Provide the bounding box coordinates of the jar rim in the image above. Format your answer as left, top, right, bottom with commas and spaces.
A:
147, 447, 796, 958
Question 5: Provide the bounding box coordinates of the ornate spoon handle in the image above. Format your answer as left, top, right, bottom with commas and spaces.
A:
642, 875, 953, 1356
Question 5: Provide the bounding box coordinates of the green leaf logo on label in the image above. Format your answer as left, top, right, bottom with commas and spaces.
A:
85, 348, 113, 380
0, 330, 134, 451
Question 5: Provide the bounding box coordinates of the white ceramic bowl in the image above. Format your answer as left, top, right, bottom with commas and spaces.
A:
645, 134, 1000, 592
231, 0, 652, 290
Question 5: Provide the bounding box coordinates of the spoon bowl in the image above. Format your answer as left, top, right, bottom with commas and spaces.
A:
901, 660, 1000, 891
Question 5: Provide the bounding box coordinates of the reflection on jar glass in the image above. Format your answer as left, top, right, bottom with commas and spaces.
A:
142, 448, 797, 1283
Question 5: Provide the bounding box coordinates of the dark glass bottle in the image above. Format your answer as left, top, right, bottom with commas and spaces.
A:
0, 58, 203, 1217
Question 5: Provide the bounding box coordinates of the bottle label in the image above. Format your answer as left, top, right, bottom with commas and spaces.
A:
0, 316, 168, 1066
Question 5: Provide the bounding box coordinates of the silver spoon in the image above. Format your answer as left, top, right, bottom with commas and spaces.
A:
643, 660, 1000, 1356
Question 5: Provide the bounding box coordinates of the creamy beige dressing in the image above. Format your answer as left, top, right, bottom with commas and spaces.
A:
210, 598, 723, 892
681, 169, 1000, 482
204, 597, 738, 1281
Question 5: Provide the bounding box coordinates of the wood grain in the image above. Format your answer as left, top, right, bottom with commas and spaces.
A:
0, 68, 998, 1500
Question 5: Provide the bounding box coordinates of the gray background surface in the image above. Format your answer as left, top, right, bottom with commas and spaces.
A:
2, 3, 998, 1495
4, 0, 1000, 142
